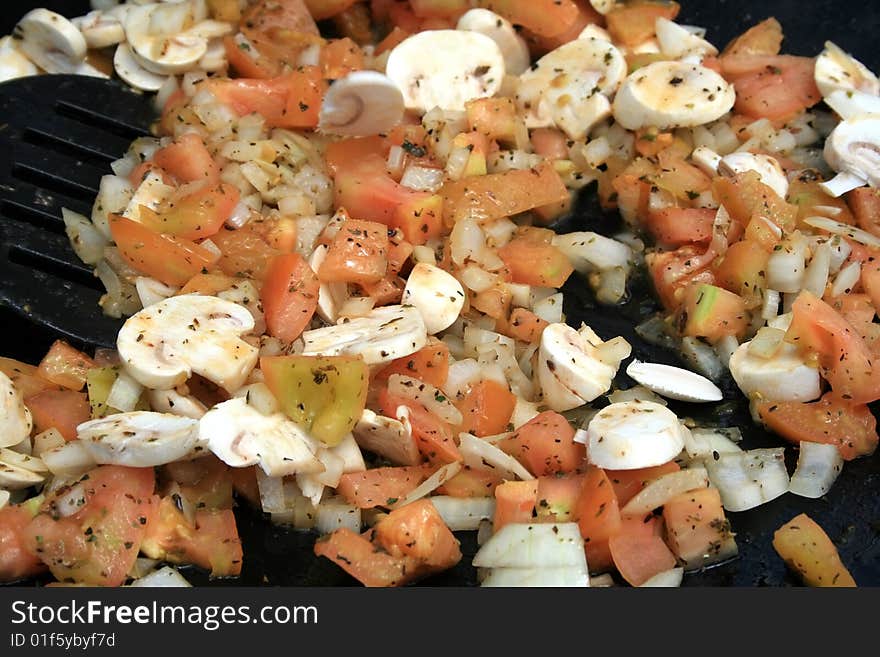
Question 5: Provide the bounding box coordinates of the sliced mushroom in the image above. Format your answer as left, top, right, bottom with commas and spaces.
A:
821, 115, 880, 196
457, 8, 530, 76
125, 3, 207, 75
72, 9, 125, 49
200, 397, 324, 477
0, 371, 32, 449
319, 70, 405, 137
147, 388, 208, 419
401, 262, 465, 335
351, 408, 421, 466
77, 411, 202, 467
586, 400, 686, 470
116, 294, 259, 393
114, 42, 168, 92
0, 35, 38, 82
14, 8, 88, 74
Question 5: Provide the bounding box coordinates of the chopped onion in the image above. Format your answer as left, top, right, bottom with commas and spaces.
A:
41, 441, 97, 477
459, 265, 498, 293
430, 496, 495, 531
638, 567, 684, 587
788, 441, 843, 499
129, 566, 192, 588
105, 371, 144, 413
679, 336, 724, 382
62, 208, 108, 265
412, 245, 437, 265
388, 461, 461, 509
552, 232, 632, 273
621, 467, 710, 516
225, 200, 252, 229
166, 483, 197, 526
459, 432, 533, 481
53, 482, 88, 518
33, 428, 66, 457
128, 557, 160, 580
713, 335, 739, 368
826, 235, 851, 273
329, 434, 366, 474
532, 292, 564, 324
510, 397, 540, 429
400, 164, 445, 192
831, 261, 861, 297
592, 267, 628, 304
386, 145, 406, 178
256, 469, 286, 514
388, 374, 463, 425
473, 522, 585, 568
442, 358, 483, 400
747, 327, 786, 359
767, 240, 807, 293
481, 565, 589, 587
804, 215, 880, 248
315, 497, 362, 534
450, 217, 484, 267
803, 242, 831, 298
704, 448, 789, 512
338, 296, 375, 319
761, 288, 781, 321
607, 385, 666, 406
0, 490, 10, 510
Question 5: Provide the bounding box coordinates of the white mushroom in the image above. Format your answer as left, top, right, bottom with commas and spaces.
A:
135, 276, 179, 309
625, 360, 723, 403
456, 8, 530, 76
125, 2, 207, 75
0, 371, 32, 449
116, 294, 259, 393
301, 304, 427, 365
824, 89, 880, 121
76, 411, 202, 467
401, 263, 465, 335
319, 70, 405, 137
147, 388, 208, 419
516, 38, 626, 140
536, 323, 626, 412
387, 374, 462, 425
0, 35, 38, 82
728, 341, 821, 403
586, 400, 686, 470
72, 10, 125, 49
0, 459, 44, 490
351, 408, 421, 466
654, 18, 718, 59
612, 60, 736, 130
14, 8, 88, 74
385, 29, 506, 112
718, 152, 790, 199
814, 41, 879, 99
199, 397, 324, 477
820, 115, 880, 197
114, 42, 169, 92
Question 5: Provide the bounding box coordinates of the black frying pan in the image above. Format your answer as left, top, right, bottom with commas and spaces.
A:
2, 0, 879, 587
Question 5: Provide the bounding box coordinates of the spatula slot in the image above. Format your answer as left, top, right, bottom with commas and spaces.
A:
55, 99, 153, 142
7, 244, 103, 292
22, 127, 123, 169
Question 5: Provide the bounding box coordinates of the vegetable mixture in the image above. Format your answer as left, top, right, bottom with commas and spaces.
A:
0, 0, 876, 588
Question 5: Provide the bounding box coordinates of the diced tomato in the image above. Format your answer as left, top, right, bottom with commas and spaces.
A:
393, 193, 444, 246
442, 163, 570, 225
722, 17, 783, 56
436, 466, 503, 497
409, 0, 469, 18
503, 307, 549, 344
720, 55, 821, 121
262, 355, 369, 447
861, 261, 880, 313
654, 150, 712, 201
243, 0, 319, 34
788, 177, 855, 227
682, 283, 750, 342
373, 341, 451, 389
605, 0, 680, 47
152, 133, 219, 185
467, 97, 520, 146
25, 389, 90, 441
336, 465, 434, 508
359, 274, 406, 305
476, 0, 580, 37
471, 283, 512, 320
757, 393, 878, 460
128, 161, 173, 187
373, 498, 462, 569
139, 183, 239, 241
634, 129, 674, 158
319, 219, 389, 285
109, 215, 218, 287
713, 239, 770, 306
320, 37, 364, 78
663, 487, 736, 570
772, 513, 856, 587
713, 171, 797, 234
608, 515, 678, 586
202, 68, 326, 129
161, 456, 235, 510
456, 379, 516, 438
848, 187, 880, 238
141, 496, 242, 577
612, 173, 652, 222
498, 237, 574, 288
37, 340, 94, 391
535, 474, 584, 523
211, 224, 282, 281
325, 136, 386, 174
645, 244, 716, 311
179, 272, 238, 296
260, 253, 320, 343
645, 207, 715, 246
24, 466, 158, 586
375, 25, 410, 55
786, 290, 880, 403
0, 503, 46, 582
0, 357, 60, 398
605, 462, 681, 506
493, 480, 538, 532
380, 389, 461, 464
386, 230, 414, 274
497, 411, 584, 476
314, 527, 409, 586
521, 0, 602, 55
574, 466, 622, 568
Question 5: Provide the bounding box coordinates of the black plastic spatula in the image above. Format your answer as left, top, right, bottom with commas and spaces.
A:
0, 74, 156, 349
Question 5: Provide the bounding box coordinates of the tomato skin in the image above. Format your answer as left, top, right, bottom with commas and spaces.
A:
498, 238, 574, 288
37, 340, 94, 391
320, 37, 364, 78
436, 466, 502, 497
497, 411, 584, 476
379, 389, 461, 464
243, 0, 320, 35
713, 171, 797, 234
211, 224, 282, 281
337, 465, 435, 508
723, 17, 783, 56
535, 474, 584, 523
493, 480, 538, 532
608, 515, 678, 586
720, 55, 821, 121
645, 245, 715, 312
605, 462, 680, 506
260, 253, 319, 343
314, 527, 409, 587
319, 219, 389, 285
0, 357, 61, 398
606, 1, 680, 46
152, 133, 219, 185
478, 0, 580, 38
503, 308, 549, 344
23, 466, 158, 586
140, 183, 240, 241
848, 187, 880, 238
109, 215, 218, 287
373, 498, 461, 568
574, 465, 622, 570
682, 283, 750, 342
456, 379, 516, 438
663, 487, 735, 570
373, 341, 450, 389
0, 504, 46, 583
25, 389, 90, 441
772, 513, 856, 587
645, 208, 715, 246
757, 394, 878, 460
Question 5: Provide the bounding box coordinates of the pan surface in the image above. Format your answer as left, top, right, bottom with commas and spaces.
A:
1, 0, 878, 587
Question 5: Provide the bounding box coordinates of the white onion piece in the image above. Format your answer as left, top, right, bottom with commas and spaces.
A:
256, 469, 286, 514
638, 567, 684, 587
683, 428, 743, 462
388, 374, 463, 425
41, 441, 97, 477
761, 288, 781, 321
620, 467, 710, 516
0, 489, 9, 509
531, 292, 564, 324
481, 564, 589, 587
105, 370, 144, 413
52, 482, 88, 518
704, 448, 789, 512
788, 441, 843, 499
315, 497, 362, 534
400, 164, 445, 192
442, 358, 483, 400
766, 241, 807, 293
473, 522, 585, 568
804, 215, 880, 249
606, 385, 666, 406
129, 566, 192, 588
62, 208, 108, 265
802, 242, 831, 298
459, 432, 533, 481
225, 200, 252, 229
128, 558, 161, 581
388, 461, 461, 509
831, 261, 861, 297
430, 496, 495, 531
